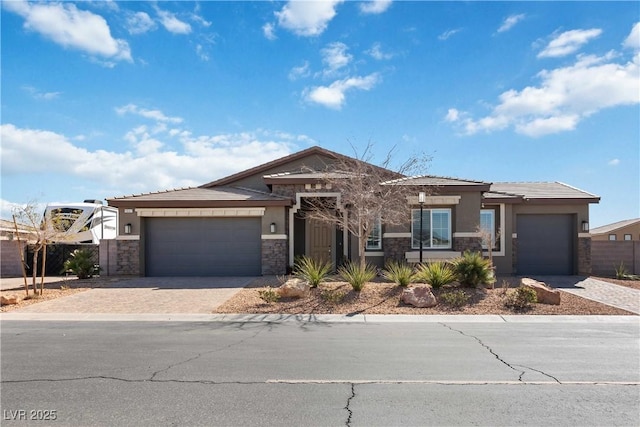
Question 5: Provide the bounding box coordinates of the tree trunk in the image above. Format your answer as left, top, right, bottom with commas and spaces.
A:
40, 243, 47, 295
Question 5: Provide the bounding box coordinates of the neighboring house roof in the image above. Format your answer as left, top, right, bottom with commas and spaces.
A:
486, 182, 600, 203
590, 218, 640, 235
108, 186, 291, 208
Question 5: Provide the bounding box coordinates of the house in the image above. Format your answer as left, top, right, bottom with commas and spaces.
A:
104, 146, 599, 277
590, 218, 640, 241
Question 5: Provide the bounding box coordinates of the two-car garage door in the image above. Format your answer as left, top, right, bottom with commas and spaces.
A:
516, 214, 575, 275
145, 217, 261, 276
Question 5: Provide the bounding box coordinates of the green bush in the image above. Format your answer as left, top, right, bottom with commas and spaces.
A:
414, 261, 457, 289
504, 286, 537, 310
382, 260, 414, 287
258, 287, 280, 304
338, 261, 377, 292
451, 251, 495, 287
293, 255, 332, 288
439, 290, 470, 308
62, 249, 97, 279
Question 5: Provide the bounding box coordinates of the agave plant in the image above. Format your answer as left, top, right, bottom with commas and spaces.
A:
382, 260, 414, 287
293, 255, 333, 288
414, 260, 457, 289
338, 261, 377, 292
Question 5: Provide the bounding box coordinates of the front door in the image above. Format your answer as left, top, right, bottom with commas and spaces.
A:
309, 219, 332, 264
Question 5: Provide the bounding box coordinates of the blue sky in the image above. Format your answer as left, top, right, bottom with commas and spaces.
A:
1, 0, 638, 227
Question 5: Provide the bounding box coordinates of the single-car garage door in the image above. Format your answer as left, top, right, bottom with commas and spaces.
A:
145, 217, 261, 276
516, 214, 575, 275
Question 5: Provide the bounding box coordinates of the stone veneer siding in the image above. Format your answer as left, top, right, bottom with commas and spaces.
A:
1, 240, 26, 277
262, 239, 288, 275
577, 236, 592, 275
99, 239, 140, 276
453, 236, 483, 253
383, 237, 412, 262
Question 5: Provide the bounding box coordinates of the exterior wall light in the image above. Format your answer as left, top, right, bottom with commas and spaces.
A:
581, 221, 589, 232
124, 223, 132, 235
270, 222, 276, 234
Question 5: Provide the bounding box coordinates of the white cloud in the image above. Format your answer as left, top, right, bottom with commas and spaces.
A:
21, 85, 61, 100
288, 61, 310, 81
624, 22, 640, 50
263, 22, 277, 40
115, 104, 183, 124
155, 7, 192, 34
438, 28, 461, 41
366, 42, 393, 60
304, 73, 381, 109
497, 14, 525, 33
608, 158, 621, 166
359, 0, 392, 14
0, 123, 306, 198
4, 0, 131, 62
538, 28, 602, 58
275, 0, 343, 37
320, 42, 352, 76
196, 44, 209, 61
126, 11, 156, 35
446, 50, 640, 137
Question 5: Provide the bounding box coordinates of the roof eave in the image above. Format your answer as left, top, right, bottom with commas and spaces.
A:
108, 199, 293, 209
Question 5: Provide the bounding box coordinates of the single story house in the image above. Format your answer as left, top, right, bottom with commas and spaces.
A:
104, 146, 599, 277
590, 218, 640, 241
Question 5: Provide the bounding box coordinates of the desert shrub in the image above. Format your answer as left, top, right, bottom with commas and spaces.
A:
62, 249, 97, 279
451, 251, 495, 287
320, 288, 347, 304
614, 261, 640, 280
258, 287, 280, 304
414, 261, 457, 289
439, 290, 470, 308
504, 286, 537, 310
382, 260, 414, 287
293, 256, 332, 288
338, 261, 377, 292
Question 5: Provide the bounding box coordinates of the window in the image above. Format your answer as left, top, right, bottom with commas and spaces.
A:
624, 234, 632, 241
609, 234, 617, 241
366, 218, 382, 250
412, 209, 451, 249
480, 209, 495, 249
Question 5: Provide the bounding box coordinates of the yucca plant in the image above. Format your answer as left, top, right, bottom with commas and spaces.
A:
293, 255, 332, 288
382, 260, 414, 287
451, 250, 495, 287
414, 260, 457, 289
62, 248, 96, 279
338, 261, 377, 292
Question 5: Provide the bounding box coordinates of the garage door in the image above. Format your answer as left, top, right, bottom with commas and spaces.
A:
145, 217, 261, 276
516, 214, 574, 275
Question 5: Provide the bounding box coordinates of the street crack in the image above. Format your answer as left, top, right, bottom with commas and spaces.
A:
440, 323, 561, 384
344, 383, 355, 427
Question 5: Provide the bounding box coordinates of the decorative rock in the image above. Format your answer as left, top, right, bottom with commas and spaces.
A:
277, 278, 310, 298
401, 286, 437, 308
520, 278, 561, 305
1, 295, 19, 305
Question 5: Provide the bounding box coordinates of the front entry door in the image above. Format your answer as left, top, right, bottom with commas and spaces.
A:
309, 219, 332, 264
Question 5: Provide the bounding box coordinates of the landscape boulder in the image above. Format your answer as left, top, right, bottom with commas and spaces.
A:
1, 295, 18, 305
520, 278, 561, 305
278, 278, 310, 298
401, 286, 437, 308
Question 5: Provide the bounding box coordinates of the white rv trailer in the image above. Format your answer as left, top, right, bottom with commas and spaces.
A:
44, 200, 118, 244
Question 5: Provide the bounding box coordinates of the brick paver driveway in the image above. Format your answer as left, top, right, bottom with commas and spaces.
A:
6, 277, 255, 314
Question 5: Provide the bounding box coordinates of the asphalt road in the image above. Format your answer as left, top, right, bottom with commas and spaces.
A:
1, 319, 638, 426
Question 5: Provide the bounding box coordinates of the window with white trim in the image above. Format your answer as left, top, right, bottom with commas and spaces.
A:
412, 208, 451, 249
480, 209, 496, 249
366, 218, 382, 250
624, 234, 632, 241
609, 234, 617, 241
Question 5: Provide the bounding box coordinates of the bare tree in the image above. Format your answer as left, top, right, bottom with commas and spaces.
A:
304, 143, 432, 269
11, 201, 69, 296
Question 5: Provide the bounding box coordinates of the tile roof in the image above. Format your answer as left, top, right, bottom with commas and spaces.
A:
489, 182, 600, 200
383, 175, 491, 186
108, 186, 289, 203
590, 218, 640, 235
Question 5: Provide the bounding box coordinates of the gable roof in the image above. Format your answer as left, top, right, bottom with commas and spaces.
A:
590, 218, 640, 235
